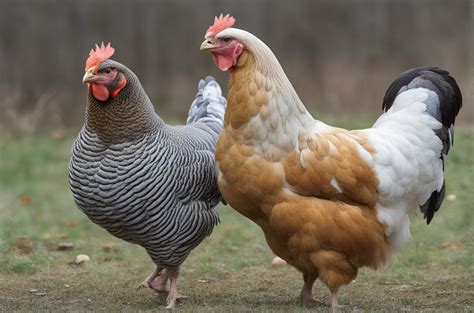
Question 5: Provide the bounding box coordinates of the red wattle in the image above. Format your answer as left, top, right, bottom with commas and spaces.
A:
211, 42, 244, 72
213, 53, 234, 71
91, 84, 110, 101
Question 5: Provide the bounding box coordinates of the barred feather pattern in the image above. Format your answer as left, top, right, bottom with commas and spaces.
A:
69, 77, 224, 268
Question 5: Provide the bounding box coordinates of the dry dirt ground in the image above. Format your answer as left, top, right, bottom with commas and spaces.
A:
0, 129, 472, 312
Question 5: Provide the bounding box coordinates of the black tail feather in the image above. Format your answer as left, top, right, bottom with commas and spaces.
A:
421, 180, 446, 225
382, 66, 462, 129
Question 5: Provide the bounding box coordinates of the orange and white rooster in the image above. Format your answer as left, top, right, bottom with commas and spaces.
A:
200, 14, 462, 310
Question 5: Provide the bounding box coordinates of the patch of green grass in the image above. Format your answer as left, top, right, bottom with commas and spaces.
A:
0, 127, 472, 311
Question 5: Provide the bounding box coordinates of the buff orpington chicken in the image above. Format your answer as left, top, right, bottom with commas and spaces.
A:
200, 14, 462, 311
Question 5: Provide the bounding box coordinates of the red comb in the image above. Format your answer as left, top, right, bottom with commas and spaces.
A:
85, 42, 115, 71
206, 13, 236, 38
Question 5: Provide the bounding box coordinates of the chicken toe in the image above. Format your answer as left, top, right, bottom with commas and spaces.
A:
138, 267, 162, 289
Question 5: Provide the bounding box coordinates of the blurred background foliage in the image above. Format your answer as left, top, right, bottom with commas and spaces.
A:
0, 0, 472, 135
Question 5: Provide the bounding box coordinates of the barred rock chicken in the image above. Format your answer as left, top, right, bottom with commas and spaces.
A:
69, 43, 226, 308
200, 15, 462, 310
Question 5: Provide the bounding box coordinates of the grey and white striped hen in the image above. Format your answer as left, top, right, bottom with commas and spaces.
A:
68, 43, 226, 308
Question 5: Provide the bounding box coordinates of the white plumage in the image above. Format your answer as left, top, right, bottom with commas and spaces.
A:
359, 86, 453, 247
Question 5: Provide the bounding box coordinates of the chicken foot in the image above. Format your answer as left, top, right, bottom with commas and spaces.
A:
138, 266, 168, 292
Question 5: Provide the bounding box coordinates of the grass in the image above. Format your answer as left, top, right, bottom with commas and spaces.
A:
0, 122, 473, 312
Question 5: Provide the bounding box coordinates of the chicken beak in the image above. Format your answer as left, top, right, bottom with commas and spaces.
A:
82, 68, 97, 84
200, 40, 215, 51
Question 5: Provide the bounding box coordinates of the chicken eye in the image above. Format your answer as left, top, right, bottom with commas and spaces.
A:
104, 69, 111, 74
222, 37, 231, 43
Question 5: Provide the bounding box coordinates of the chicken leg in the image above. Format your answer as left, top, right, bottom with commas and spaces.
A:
299, 273, 321, 305
165, 267, 187, 309
138, 266, 168, 292
331, 290, 342, 313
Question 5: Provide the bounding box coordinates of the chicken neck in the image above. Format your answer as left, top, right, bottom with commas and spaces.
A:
85, 74, 162, 144
226, 47, 315, 159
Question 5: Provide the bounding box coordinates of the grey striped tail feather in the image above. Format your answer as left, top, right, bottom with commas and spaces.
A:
187, 76, 227, 134
382, 66, 462, 224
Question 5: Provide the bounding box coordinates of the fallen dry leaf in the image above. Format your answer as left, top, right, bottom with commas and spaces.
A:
19, 195, 31, 205
11, 236, 33, 255
58, 233, 69, 240
101, 243, 117, 252
43, 233, 69, 241
57, 242, 74, 251
29, 289, 46, 296
64, 219, 79, 227
440, 240, 462, 250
